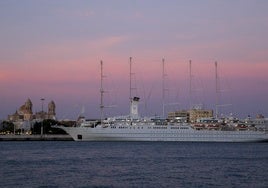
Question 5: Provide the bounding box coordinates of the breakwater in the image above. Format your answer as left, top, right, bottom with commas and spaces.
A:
0, 134, 73, 141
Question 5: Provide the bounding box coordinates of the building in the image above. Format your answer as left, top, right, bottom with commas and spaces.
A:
8, 98, 56, 123
35, 101, 56, 120
8, 98, 33, 121
167, 110, 189, 122
189, 109, 213, 123
168, 108, 213, 123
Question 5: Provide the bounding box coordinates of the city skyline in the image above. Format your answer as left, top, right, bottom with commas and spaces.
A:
1, 0, 268, 119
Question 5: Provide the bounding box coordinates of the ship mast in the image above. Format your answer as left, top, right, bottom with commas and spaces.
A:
215, 61, 219, 119
129, 57, 140, 120
189, 60, 192, 109
100, 60, 104, 125
129, 57, 133, 103
162, 58, 166, 118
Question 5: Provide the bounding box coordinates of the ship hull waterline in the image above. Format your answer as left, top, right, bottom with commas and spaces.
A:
56, 126, 268, 142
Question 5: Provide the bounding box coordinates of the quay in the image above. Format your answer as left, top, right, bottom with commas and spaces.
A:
0, 134, 73, 141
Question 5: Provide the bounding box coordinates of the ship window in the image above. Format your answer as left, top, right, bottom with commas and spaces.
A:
77, 134, 82, 140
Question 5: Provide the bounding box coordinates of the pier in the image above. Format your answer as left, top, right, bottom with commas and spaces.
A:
0, 134, 73, 141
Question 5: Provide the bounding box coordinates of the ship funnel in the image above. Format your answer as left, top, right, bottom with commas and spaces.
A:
130, 97, 140, 119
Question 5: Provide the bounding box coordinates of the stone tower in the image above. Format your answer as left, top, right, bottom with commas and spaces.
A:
48, 100, 56, 119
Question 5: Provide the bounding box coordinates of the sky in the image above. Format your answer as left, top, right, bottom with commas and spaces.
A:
1, 0, 268, 120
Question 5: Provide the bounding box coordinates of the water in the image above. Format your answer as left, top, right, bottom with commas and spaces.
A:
0, 142, 267, 188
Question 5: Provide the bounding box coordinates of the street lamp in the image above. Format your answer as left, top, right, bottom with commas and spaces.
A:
40, 98, 45, 137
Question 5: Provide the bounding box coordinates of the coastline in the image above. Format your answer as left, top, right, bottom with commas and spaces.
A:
0, 134, 73, 141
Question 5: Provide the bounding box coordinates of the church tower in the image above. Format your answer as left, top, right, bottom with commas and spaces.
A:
18, 98, 33, 120
48, 100, 56, 119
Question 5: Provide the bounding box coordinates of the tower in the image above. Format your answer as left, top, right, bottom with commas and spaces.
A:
48, 100, 56, 119
18, 98, 33, 120
25, 98, 33, 113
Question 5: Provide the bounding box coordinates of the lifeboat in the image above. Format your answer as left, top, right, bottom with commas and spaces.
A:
235, 124, 248, 131
206, 124, 220, 130
192, 124, 206, 130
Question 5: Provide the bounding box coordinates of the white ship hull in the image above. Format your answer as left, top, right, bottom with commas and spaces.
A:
56, 124, 268, 142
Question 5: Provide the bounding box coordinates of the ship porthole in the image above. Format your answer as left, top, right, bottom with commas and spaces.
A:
77, 134, 82, 140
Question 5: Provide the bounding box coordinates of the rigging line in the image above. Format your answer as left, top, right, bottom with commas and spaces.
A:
140, 72, 147, 115
145, 84, 154, 116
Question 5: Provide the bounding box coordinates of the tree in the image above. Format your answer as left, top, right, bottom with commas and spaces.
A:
32, 119, 67, 135
0, 121, 14, 133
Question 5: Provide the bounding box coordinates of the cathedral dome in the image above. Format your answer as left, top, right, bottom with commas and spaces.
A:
18, 98, 33, 115
26, 98, 32, 106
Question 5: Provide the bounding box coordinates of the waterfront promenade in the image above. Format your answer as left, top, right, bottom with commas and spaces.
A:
0, 134, 73, 141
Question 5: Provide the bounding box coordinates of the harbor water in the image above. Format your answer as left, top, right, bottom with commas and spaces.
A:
0, 141, 267, 187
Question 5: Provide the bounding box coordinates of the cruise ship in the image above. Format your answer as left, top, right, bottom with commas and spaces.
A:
54, 59, 268, 142
55, 124, 268, 142
55, 97, 268, 142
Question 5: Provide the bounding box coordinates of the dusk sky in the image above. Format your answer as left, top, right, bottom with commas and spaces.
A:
1, 0, 268, 120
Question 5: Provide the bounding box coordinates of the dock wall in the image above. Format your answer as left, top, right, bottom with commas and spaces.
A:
0, 134, 73, 141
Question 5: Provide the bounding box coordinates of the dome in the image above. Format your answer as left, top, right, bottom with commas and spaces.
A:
25, 98, 32, 106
